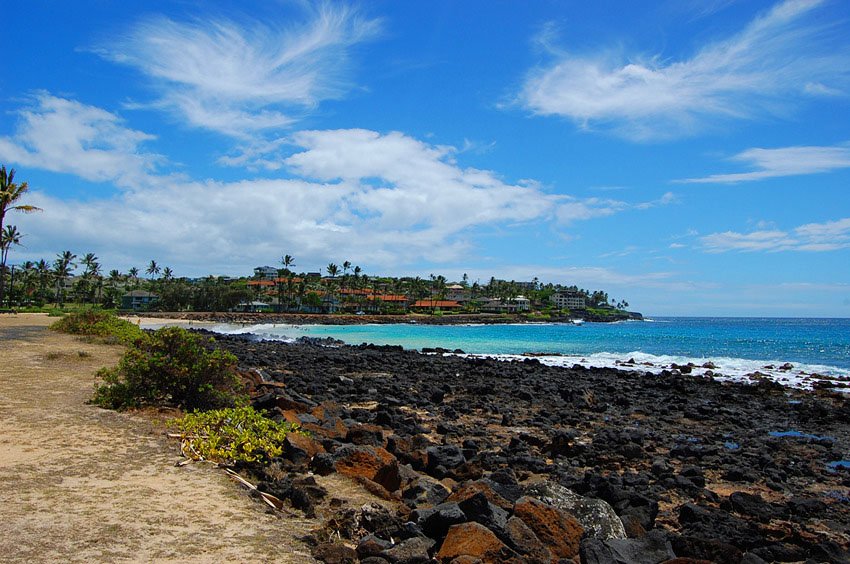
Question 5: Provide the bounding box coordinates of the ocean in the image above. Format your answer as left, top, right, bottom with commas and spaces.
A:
199, 317, 850, 390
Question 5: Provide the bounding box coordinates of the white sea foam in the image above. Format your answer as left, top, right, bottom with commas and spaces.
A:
461, 351, 850, 391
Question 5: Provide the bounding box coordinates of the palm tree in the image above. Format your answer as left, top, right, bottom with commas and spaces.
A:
325, 263, 339, 312
0, 225, 22, 306
280, 254, 295, 311
162, 267, 173, 282
146, 260, 160, 280
0, 166, 41, 305
128, 267, 139, 291
35, 259, 51, 304
53, 251, 76, 306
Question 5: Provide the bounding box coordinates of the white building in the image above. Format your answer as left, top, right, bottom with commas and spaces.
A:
551, 291, 586, 310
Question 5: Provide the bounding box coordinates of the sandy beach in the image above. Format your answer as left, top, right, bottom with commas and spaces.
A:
0, 314, 314, 563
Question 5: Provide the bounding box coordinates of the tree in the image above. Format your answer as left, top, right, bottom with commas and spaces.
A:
146, 260, 160, 280
0, 225, 22, 306
280, 254, 295, 311
0, 166, 41, 305
128, 267, 140, 291
325, 263, 339, 312
53, 251, 76, 306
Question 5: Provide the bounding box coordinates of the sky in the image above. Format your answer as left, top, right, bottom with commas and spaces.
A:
1, 0, 849, 317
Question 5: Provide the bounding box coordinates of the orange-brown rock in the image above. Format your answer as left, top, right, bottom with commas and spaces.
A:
278, 409, 302, 426
283, 431, 325, 463
333, 445, 397, 482
447, 480, 513, 511
513, 496, 584, 560
436, 522, 516, 563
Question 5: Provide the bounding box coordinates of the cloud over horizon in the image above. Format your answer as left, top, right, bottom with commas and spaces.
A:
518, 0, 848, 140
702, 217, 850, 253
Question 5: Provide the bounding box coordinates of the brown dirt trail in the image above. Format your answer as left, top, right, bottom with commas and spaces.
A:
0, 314, 315, 563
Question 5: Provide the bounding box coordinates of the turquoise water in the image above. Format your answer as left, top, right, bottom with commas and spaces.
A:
214, 317, 850, 370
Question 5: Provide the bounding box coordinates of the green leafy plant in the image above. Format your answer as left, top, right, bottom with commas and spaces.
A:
172, 406, 299, 464
93, 326, 246, 411
50, 309, 143, 344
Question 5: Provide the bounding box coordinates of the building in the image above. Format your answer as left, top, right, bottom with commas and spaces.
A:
411, 300, 461, 311
253, 265, 278, 280
550, 291, 586, 310
444, 284, 469, 302
479, 296, 531, 313
121, 290, 159, 311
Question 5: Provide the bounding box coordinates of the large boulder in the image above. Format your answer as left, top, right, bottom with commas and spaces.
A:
436, 522, 517, 563
524, 481, 626, 540
513, 496, 584, 560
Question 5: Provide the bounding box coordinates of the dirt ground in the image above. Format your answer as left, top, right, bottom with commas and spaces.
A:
0, 314, 315, 563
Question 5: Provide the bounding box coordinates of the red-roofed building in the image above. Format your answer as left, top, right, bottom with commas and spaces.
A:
411, 300, 461, 311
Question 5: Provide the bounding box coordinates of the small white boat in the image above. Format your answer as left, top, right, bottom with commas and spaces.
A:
571, 319, 585, 325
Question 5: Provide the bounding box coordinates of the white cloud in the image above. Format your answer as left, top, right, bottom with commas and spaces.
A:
518, 0, 848, 139
4, 94, 666, 274
678, 144, 850, 183
96, 3, 381, 138
701, 217, 850, 252
0, 93, 162, 189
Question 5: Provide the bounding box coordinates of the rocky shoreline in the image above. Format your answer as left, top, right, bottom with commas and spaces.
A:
132, 310, 639, 325
206, 331, 850, 563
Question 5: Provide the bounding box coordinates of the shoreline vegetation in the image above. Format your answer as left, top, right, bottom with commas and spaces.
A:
126, 309, 641, 326
42, 311, 850, 562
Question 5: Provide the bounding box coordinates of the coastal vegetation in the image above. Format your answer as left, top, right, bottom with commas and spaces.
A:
91, 325, 246, 411
171, 406, 300, 464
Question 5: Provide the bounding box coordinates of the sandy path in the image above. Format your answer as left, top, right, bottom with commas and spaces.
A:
0, 314, 315, 563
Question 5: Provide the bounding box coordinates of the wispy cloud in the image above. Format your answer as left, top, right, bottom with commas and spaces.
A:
0, 92, 162, 189
677, 144, 850, 183
517, 0, 848, 139
702, 217, 850, 252
95, 3, 381, 138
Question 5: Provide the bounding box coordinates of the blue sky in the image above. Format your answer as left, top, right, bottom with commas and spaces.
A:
2, 0, 849, 316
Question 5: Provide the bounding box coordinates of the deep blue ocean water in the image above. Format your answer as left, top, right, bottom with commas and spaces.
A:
206, 317, 850, 383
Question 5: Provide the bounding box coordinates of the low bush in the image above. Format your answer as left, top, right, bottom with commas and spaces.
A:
172, 406, 299, 464
50, 309, 143, 344
93, 326, 246, 411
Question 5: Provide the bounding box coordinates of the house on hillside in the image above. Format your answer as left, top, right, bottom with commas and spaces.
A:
121, 290, 159, 311
444, 284, 469, 302
253, 266, 278, 280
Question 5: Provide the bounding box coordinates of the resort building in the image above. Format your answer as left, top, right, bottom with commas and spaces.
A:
478, 296, 531, 313
551, 291, 586, 310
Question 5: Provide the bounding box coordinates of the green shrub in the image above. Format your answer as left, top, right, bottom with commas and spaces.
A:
50, 309, 143, 344
172, 406, 299, 464
93, 326, 246, 411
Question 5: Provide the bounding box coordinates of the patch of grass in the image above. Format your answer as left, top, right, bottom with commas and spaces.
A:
44, 351, 64, 361
171, 406, 300, 464
93, 326, 246, 411
50, 309, 143, 345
